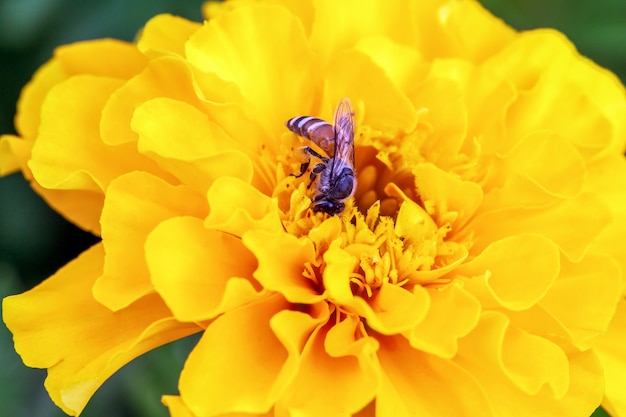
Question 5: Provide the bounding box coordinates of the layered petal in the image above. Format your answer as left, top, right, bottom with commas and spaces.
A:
93, 171, 209, 310
146, 216, 263, 322
2, 244, 201, 415
178, 294, 323, 416
276, 315, 379, 417
455, 312, 604, 417
186, 4, 318, 139
378, 335, 492, 417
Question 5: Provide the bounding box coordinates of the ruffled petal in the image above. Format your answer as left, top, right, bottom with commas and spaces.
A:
409, 283, 481, 358
15, 59, 67, 140
309, 0, 419, 67
146, 216, 263, 322
243, 229, 324, 304
412, 163, 483, 230
457, 234, 560, 311
137, 14, 202, 57
455, 312, 603, 417
162, 396, 196, 417
486, 30, 620, 159
0, 134, 33, 176
587, 155, 626, 274
29, 182, 104, 235
132, 97, 254, 191
29, 75, 160, 193
179, 294, 317, 416
435, 0, 515, 61
592, 298, 626, 416
323, 243, 429, 335
2, 244, 201, 416
93, 171, 208, 310
466, 192, 612, 262
538, 252, 622, 344
479, 132, 587, 214
353, 37, 422, 94
378, 335, 492, 417
323, 49, 417, 134
163, 395, 276, 417
187, 4, 318, 138
205, 176, 283, 236
277, 316, 379, 417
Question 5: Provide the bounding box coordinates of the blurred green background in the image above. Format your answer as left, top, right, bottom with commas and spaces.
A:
0, 0, 623, 416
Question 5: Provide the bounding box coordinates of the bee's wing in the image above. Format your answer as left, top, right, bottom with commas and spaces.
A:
332, 98, 355, 166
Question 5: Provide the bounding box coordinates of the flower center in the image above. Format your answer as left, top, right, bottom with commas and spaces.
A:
273, 117, 470, 305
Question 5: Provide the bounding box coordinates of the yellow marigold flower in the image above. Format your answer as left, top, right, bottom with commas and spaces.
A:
2, 1, 626, 416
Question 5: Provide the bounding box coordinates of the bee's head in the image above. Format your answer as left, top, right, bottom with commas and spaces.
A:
313, 200, 345, 216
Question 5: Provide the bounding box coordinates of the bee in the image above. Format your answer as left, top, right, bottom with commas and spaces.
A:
286, 98, 356, 216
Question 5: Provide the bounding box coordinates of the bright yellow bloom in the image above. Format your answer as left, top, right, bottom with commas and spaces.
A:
2, 1, 626, 416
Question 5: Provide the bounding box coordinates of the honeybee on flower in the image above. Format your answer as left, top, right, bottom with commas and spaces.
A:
286, 98, 356, 216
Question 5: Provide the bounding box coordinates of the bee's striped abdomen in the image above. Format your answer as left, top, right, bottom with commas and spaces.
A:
286, 116, 335, 155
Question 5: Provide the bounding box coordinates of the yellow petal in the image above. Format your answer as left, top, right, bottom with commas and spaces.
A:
588, 155, 626, 275
309, 0, 418, 67
243, 229, 324, 304
162, 396, 196, 417
455, 312, 603, 416
364, 284, 429, 335
30, 182, 104, 235
163, 395, 276, 417
99, 54, 263, 161
457, 234, 560, 311
591, 298, 626, 416
324, 314, 379, 358
29, 76, 119, 192
93, 171, 208, 311
486, 30, 617, 160
377, 335, 492, 417
134, 97, 242, 158
179, 295, 296, 416
412, 163, 483, 230
2, 244, 200, 415
277, 319, 378, 417
15, 59, 67, 140
426, 59, 517, 157
539, 252, 622, 344
353, 36, 422, 94
146, 216, 262, 322
100, 55, 206, 147
205, 176, 283, 237
54, 39, 147, 78
0, 134, 32, 176
479, 132, 587, 214
505, 132, 586, 199
408, 76, 468, 168
321, 242, 358, 305
409, 283, 481, 358
137, 14, 201, 57
29, 75, 162, 194
323, 243, 429, 335
437, 0, 515, 62
467, 192, 611, 262
132, 97, 254, 191
323, 49, 417, 134
12, 40, 144, 162
187, 4, 318, 137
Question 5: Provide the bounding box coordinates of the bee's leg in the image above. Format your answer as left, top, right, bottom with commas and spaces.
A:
291, 146, 329, 179
307, 163, 326, 188
292, 159, 311, 178
302, 146, 329, 163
